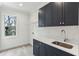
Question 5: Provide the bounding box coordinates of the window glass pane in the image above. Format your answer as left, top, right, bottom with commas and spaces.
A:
4, 16, 16, 36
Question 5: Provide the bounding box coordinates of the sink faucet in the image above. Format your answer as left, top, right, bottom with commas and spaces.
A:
61, 29, 68, 42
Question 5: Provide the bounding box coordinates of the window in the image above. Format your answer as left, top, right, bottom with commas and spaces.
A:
4, 16, 16, 36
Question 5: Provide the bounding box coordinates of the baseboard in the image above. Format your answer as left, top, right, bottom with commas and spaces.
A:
0, 43, 32, 53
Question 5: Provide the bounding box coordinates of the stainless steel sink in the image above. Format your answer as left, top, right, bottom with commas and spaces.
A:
52, 41, 73, 49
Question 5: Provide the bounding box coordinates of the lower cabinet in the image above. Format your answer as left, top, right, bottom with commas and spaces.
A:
39, 43, 47, 56
45, 44, 58, 56
33, 39, 74, 56
45, 44, 74, 56
33, 39, 40, 56
33, 39, 46, 56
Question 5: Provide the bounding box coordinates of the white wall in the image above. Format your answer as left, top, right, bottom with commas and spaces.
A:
0, 8, 30, 50
30, 10, 79, 45
30, 10, 38, 45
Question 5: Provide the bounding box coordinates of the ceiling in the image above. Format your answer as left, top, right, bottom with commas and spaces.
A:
0, 2, 48, 13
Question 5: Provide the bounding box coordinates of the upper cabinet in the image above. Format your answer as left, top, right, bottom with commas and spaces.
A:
38, 6, 46, 27
38, 2, 79, 27
64, 2, 78, 26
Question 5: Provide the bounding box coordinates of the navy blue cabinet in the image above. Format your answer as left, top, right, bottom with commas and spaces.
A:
45, 44, 74, 56
38, 2, 60, 27
33, 39, 40, 56
38, 2, 78, 27
33, 39, 74, 56
64, 2, 78, 26
38, 7, 46, 27
33, 39, 46, 56
45, 44, 57, 56
39, 43, 47, 56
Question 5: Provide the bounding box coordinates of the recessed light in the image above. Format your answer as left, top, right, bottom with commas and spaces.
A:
19, 3, 23, 7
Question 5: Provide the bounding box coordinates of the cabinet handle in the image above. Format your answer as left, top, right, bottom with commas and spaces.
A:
62, 22, 64, 24
60, 22, 61, 24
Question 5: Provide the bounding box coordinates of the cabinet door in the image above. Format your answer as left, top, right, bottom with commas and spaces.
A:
45, 44, 57, 56
33, 39, 40, 56
55, 48, 74, 56
45, 2, 58, 26
56, 2, 64, 26
39, 43, 46, 56
45, 2, 64, 26
38, 6, 46, 27
38, 2, 61, 27
45, 3, 53, 26
33, 39, 46, 56
64, 2, 78, 26
33, 44, 40, 56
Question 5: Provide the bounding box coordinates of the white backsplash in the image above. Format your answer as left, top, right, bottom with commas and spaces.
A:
33, 23, 79, 45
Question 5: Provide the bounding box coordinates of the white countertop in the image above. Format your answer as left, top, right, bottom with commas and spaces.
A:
33, 35, 79, 56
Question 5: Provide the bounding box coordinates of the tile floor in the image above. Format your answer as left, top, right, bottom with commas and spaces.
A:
0, 45, 33, 56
